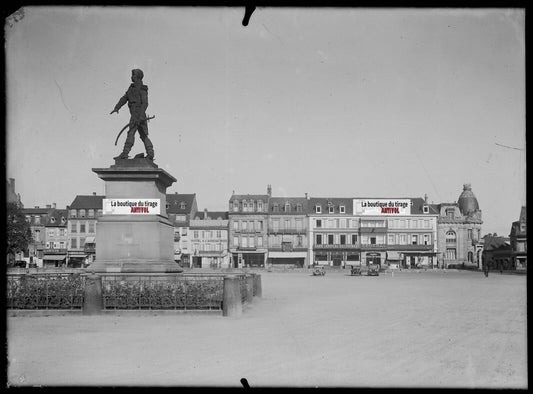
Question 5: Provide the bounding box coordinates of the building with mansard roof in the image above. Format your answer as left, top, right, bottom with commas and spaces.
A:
189, 209, 229, 268
430, 184, 483, 268
510, 206, 527, 270
166, 192, 198, 267
43, 208, 68, 267
67, 193, 104, 267
228, 186, 271, 268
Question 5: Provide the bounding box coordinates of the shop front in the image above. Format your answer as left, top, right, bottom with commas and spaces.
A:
232, 252, 266, 268
312, 248, 361, 268
268, 251, 307, 268
401, 252, 437, 269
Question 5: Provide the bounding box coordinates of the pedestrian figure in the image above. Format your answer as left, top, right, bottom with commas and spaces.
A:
483, 261, 489, 277
111, 69, 155, 161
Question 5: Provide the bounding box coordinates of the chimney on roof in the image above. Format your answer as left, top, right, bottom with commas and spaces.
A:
424, 194, 428, 204
267, 184, 272, 197
34, 206, 39, 209
204, 208, 208, 219
46, 204, 51, 208
52, 203, 56, 209
175, 191, 178, 194
92, 192, 96, 196
305, 193, 309, 200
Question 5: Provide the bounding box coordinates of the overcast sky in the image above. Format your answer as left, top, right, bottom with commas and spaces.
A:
5, 7, 525, 236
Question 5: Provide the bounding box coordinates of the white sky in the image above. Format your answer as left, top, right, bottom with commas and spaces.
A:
5, 7, 525, 236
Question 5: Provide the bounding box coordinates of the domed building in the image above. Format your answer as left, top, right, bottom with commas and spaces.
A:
431, 184, 483, 268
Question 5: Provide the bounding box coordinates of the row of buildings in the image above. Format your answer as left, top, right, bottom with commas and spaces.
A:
8, 178, 526, 271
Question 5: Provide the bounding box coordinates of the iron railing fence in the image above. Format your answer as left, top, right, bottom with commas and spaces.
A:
7, 272, 85, 310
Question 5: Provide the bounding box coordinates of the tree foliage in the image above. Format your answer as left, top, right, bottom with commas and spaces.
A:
6, 202, 32, 258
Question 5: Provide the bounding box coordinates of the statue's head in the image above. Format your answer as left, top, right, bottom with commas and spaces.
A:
131, 68, 144, 81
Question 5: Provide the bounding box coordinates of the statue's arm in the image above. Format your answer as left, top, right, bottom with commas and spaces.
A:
110, 93, 128, 115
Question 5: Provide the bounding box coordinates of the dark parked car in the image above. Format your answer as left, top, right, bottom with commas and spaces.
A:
367, 263, 379, 276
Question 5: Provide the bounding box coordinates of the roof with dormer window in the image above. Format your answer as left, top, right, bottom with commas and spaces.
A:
166, 193, 196, 214
68, 195, 105, 209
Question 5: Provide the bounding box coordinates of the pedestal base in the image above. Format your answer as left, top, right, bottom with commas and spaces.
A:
87, 259, 183, 273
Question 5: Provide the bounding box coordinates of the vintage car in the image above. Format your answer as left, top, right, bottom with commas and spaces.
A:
367, 263, 380, 276
312, 265, 326, 276
350, 263, 362, 276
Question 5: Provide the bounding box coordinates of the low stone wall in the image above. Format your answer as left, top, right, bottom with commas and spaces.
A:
7, 271, 262, 317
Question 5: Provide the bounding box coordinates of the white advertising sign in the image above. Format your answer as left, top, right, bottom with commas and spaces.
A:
353, 199, 411, 216
103, 199, 160, 215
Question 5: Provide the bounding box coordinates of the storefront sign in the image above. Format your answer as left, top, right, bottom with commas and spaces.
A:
353, 199, 411, 216
103, 199, 160, 215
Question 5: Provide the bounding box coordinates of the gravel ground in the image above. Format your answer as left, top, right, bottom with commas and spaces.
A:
6, 269, 527, 388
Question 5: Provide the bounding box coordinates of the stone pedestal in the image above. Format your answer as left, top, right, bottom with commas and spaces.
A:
87, 158, 182, 273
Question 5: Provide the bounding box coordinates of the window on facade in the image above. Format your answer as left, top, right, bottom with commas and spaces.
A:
257, 201, 263, 212
59, 241, 65, 249
340, 234, 346, 245
446, 248, 456, 260
88, 222, 94, 233
388, 234, 395, 245
97, 209, 102, 217
273, 204, 279, 212
242, 221, 247, 231
243, 202, 248, 212
193, 231, 199, 238
315, 205, 321, 214
233, 236, 238, 247
79, 209, 86, 218
328, 205, 334, 213
233, 221, 238, 230
257, 236, 263, 247
400, 234, 407, 244
71, 238, 77, 249
296, 219, 303, 231
233, 201, 239, 212
467, 229, 473, 240
70, 209, 77, 218
468, 251, 473, 262
182, 228, 188, 236
284, 219, 291, 229
370, 237, 376, 245
316, 234, 322, 245
296, 204, 302, 212
351, 234, 358, 244
327, 219, 335, 229
180, 202, 187, 210
316, 219, 322, 228
80, 238, 86, 248
272, 219, 279, 231
446, 208, 455, 219
423, 205, 429, 214
241, 237, 248, 248
328, 234, 334, 244
297, 235, 303, 246
285, 203, 291, 212
50, 217, 56, 224
35, 216, 41, 224
88, 209, 94, 218
424, 234, 430, 245
60, 228, 66, 237
249, 237, 255, 248
340, 205, 345, 213
412, 235, 418, 245
446, 231, 456, 243
412, 220, 417, 228
71, 222, 77, 233
80, 223, 86, 233
216, 230, 221, 238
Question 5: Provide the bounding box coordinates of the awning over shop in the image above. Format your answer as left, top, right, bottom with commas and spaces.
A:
43, 255, 66, 261
269, 251, 307, 258
85, 237, 95, 243
387, 251, 402, 260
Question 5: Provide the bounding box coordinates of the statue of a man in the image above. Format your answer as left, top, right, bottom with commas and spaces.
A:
111, 69, 155, 160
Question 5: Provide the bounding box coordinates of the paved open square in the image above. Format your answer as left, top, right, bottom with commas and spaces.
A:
7, 270, 527, 388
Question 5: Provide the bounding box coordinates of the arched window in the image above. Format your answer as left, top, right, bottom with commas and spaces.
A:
446, 230, 456, 243
468, 251, 473, 262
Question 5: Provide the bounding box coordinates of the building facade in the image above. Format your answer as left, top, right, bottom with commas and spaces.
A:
510, 206, 527, 270
267, 197, 309, 268
166, 192, 198, 268
308, 197, 438, 269
43, 208, 68, 267
190, 210, 229, 268
432, 184, 483, 268
22, 205, 58, 267
67, 193, 104, 268
228, 188, 270, 268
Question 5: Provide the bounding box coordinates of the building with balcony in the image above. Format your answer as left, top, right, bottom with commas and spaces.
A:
510, 206, 527, 270
228, 187, 270, 268
166, 192, 198, 268
190, 210, 229, 268
308, 196, 438, 269
308, 197, 360, 268
267, 196, 309, 267
432, 184, 483, 268
67, 193, 104, 268
22, 204, 58, 267
43, 208, 68, 267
